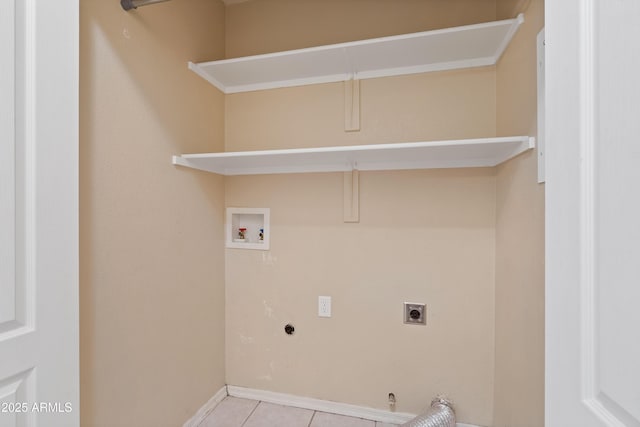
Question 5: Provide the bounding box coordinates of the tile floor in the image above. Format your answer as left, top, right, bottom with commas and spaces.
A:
199, 397, 399, 427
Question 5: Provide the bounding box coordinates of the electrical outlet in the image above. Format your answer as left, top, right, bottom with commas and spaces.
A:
318, 296, 331, 318
404, 302, 426, 325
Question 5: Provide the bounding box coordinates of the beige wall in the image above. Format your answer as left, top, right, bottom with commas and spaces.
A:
80, 1, 226, 425
496, 0, 532, 20
493, 0, 545, 425
225, 0, 498, 58
224, 1, 500, 425
225, 170, 497, 425
78, 0, 545, 425
226, 68, 497, 151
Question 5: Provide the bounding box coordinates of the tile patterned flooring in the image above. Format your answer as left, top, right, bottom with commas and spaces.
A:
199, 397, 399, 427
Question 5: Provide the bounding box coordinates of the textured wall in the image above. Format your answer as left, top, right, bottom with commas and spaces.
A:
493, 0, 545, 425
225, 69, 497, 151
225, 0, 497, 57
223, 1, 499, 424
77, 0, 545, 424
79, 0, 226, 425
225, 170, 497, 425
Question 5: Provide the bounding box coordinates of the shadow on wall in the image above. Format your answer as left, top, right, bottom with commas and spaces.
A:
80, 0, 225, 155
79, 1, 227, 426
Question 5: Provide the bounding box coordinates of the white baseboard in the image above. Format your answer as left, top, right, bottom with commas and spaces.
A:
189, 384, 481, 427
227, 385, 415, 425
183, 385, 228, 427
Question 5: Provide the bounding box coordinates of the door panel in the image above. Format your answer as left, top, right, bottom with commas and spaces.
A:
0, 370, 34, 427
0, 0, 78, 426
546, 0, 640, 425
1, 0, 30, 335
0, 0, 17, 327
595, 0, 640, 423
0, 2, 36, 425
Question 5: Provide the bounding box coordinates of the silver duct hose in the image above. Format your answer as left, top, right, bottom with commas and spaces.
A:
400, 397, 456, 427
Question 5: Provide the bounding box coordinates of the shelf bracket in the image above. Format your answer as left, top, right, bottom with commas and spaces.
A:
343, 169, 359, 223
344, 78, 360, 132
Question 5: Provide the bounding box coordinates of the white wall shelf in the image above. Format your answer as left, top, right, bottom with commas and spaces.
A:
189, 14, 524, 94
172, 136, 535, 176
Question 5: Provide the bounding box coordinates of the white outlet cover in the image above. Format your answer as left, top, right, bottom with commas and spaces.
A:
318, 296, 331, 318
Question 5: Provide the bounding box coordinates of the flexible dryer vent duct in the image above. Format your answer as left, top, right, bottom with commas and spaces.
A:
401, 397, 456, 427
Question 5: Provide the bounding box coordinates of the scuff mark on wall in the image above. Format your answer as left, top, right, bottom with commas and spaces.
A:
257, 361, 277, 382
261, 252, 277, 266
239, 334, 254, 344
263, 300, 274, 318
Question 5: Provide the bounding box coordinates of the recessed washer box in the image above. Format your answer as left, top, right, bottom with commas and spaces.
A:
226, 207, 270, 250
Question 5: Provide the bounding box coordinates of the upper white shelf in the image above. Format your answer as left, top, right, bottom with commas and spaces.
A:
189, 14, 524, 94
172, 136, 535, 176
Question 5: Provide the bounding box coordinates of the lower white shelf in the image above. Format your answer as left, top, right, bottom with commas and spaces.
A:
173, 136, 534, 176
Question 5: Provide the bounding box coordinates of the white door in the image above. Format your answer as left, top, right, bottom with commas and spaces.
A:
546, 0, 640, 426
0, 1, 78, 426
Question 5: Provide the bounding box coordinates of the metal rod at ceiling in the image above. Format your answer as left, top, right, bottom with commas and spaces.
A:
121, 0, 172, 11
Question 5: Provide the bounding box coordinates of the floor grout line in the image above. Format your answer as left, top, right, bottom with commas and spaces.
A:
239, 399, 261, 427
205, 396, 398, 427
307, 410, 317, 427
